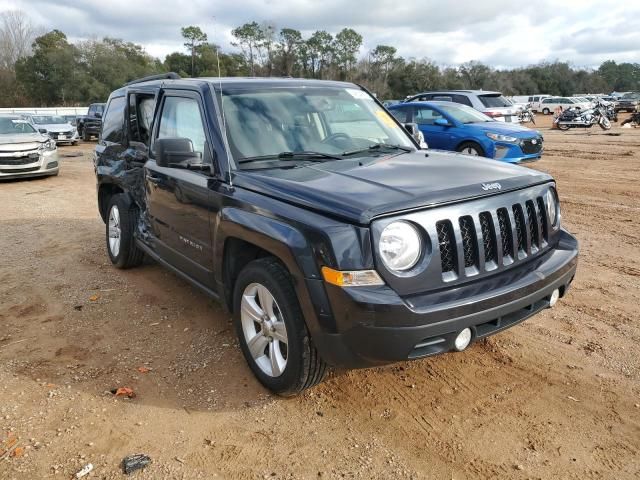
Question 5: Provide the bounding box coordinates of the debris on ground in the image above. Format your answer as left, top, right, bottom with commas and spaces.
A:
122, 454, 151, 474
74, 463, 94, 478
137, 366, 151, 373
89, 294, 100, 302
111, 387, 136, 398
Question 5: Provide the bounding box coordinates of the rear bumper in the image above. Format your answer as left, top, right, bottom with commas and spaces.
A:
312, 229, 578, 368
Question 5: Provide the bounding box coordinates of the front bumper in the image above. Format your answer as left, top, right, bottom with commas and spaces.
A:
0, 150, 59, 180
493, 138, 543, 163
312, 229, 578, 368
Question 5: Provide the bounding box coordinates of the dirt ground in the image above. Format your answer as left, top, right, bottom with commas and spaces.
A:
1, 114, 639, 480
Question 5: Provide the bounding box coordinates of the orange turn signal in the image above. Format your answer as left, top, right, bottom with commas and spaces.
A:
321, 266, 384, 287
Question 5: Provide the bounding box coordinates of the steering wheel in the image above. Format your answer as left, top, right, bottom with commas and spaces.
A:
321, 132, 351, 145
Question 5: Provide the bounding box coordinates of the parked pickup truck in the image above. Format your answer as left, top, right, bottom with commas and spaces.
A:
77, 103, 105, 141
94, 73, 579, 395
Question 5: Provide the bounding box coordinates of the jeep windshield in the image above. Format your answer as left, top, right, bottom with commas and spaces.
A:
220, 86, 415, 168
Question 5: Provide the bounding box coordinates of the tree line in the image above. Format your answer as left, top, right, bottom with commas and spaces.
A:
1, 10, 639, 108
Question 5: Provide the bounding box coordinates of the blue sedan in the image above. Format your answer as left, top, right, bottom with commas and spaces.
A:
388, 101, 543, 163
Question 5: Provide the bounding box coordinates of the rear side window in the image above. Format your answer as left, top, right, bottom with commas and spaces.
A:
452, 94, 473, 107
101, 96, 126, 144
478, 95, 510, 108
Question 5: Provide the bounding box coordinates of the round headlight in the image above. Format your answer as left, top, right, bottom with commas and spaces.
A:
379, 221, 422, 272
546, 188, 559, 228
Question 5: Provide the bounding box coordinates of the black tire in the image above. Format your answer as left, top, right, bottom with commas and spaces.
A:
233, 257, 328, 396
105, 194, 144, 269
542, 108, 550, 115
557, 123, 570, 131
456, 141, 485, 157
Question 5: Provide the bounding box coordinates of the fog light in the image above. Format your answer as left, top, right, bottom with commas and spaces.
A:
549, 288, 560, 307
454, 328, 472, 351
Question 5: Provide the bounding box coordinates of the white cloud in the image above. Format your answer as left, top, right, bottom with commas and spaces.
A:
1, 0, 638, 68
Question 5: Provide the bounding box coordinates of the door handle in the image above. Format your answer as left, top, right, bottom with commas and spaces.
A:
147, 175, 161, 185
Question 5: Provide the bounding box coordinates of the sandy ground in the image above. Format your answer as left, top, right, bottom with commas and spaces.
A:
1, 114, 639, 480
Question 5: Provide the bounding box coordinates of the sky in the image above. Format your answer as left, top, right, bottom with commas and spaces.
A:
1, 0, 639, 68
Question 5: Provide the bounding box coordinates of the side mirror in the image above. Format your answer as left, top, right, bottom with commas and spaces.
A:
38, 128, 47, 134
403, 122, 427, 148
154, 138, 201, 168
434, 118, 450, 127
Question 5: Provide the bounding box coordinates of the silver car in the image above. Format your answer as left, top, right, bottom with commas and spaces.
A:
405, 90, 521, 123
0, 116, 59, 180
22, 114, 79, 145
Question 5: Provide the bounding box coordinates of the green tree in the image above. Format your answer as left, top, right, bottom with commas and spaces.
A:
231, 21, 265, 75
306, 30, 333, 79
181, 26, 208, 77
278, 28, 303, 76
15, 29, 81, 105
333, 28, 362, 80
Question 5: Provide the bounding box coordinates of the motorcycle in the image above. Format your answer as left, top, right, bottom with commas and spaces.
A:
597, 100, 618, 123
518, 103, 536, 125
554, 104, 611, 131
621, 109, 640, 128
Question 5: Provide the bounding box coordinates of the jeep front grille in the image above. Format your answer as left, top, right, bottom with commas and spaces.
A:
374, 185, 557, 294
434, 195, 549, 280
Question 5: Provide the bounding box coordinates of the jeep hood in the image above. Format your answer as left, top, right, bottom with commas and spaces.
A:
233, 150, 552, 225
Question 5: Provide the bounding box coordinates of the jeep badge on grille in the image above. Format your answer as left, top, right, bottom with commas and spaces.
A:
481, 182, 502, 191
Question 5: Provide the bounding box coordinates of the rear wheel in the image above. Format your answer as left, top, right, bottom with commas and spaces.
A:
106, 194, 144, 269
233, 257, 328, 396
542, 108, 551, 115
456, 142, 485, 157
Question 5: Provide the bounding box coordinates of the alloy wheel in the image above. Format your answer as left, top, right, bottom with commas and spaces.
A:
240, 283, 289, 377
108, 205, 121, 257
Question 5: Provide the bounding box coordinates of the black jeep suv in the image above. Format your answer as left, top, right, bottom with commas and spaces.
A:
95, 73, 578, 395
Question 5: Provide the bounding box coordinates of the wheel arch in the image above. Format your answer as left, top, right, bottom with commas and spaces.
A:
215, 208, 332, 338
97, 182, 133, 223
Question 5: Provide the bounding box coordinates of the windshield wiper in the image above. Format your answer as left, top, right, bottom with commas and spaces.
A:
341, 143, 413, 157
239, 151, 343, 164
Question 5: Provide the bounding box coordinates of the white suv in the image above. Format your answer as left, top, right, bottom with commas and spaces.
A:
539, 97, 591, 115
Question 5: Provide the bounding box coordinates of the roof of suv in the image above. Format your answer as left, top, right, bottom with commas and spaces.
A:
411, 90, 502, 96
110, 77, 356, 96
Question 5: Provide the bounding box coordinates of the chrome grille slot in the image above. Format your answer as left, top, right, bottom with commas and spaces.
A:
536, 197, 548, 242
479, 212, 497, 266
497, 208, 513, 260
436, 220, 457, 274
459, 216, 478, 269
526, 200, 539, 250
512, 204, 526, 254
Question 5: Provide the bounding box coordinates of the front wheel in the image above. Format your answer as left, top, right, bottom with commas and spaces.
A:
557, 123, 570, 131
599, 118, 611, 130
456, 142, 485, 157
233, 258, 328, 396
106, 194, 144, 269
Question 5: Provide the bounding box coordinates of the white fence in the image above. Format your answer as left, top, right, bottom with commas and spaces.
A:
0, 107, 89, 115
